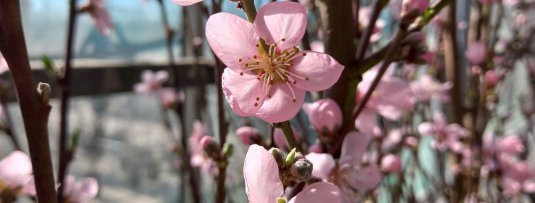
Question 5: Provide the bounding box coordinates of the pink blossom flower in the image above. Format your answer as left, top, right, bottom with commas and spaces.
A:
418, 112, 468, 152
188, 121, 218, 175
82, 0, 114, 35
134, 70, 169, 94
244, 145, 341, 203
273, 125, 301, 151
410, 74, 452, 102
306, 132, 381, 203
381, 154, 402, 173
63, 176, 99, 203
401, 0, 429, 16
206, 2, 344, 123
172, 0, 203, 6
355, 66, 415, 134
484, 70, 500, 88
236, 126, 263, 145
465, 42, 486, 65
499, 161, 535, 197
483, 134, 525, 171
0, 151, 35, 196
308, 143, 323, 153
158, 88, 184, 108
302, 99, 343, 134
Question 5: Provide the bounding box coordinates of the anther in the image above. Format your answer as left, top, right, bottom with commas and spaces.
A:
240, 72, 244, 76
256, 97, 260, 101
292, 99, 296, 103
302, 53, 306, 56
239, 58, 243, 62
281, 38, 286, 41
254, 103, 258, 107
253, 55, 257, 59
305, 77, 309, 81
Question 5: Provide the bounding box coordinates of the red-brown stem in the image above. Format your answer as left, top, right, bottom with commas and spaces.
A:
354, 0, 387, 63
0, 1, 58, 202
57, 0, 78, 202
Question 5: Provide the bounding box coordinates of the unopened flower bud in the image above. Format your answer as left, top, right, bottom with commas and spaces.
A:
269, 148, 284, 168
381, 154, 402, 173
201, 136, 220, 159
285, 148, 297, 167
37, 82, 51, 104
289, 159, 313, 181
302, 99, 343, 134
236, 126, 264, 145
484, 70, 500, 88
222, 143, 233, 159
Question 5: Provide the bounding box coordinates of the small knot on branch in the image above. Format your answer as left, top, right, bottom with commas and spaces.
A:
37, 82, 51, 105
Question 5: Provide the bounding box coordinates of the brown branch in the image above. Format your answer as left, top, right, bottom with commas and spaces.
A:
0, 1, 57, 202
57, 0, 78, 202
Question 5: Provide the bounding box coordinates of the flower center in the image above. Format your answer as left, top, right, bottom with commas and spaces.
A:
238, 39, 309, 106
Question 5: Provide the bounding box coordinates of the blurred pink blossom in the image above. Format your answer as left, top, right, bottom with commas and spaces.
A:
418, 112, 468, 152
188, 121, 218, 175
158, 88, 183, 108
401, 0, 429, 16
83, 0, 114, 35
410, 74, 452, 102
207, 2, 343, 123
63, 176, 99, 203
484, 70, 500, 88
358, 7, 385, 42
306, 132, 381, 203
500, 161, 535, 197
465, 42, 486, 65
273, 125, 301, 151
380, 154, 402, 173
308, 143, 323, 153
0, 56, 8, 74
134, 70, 169, 94
243, 145, 341, 203
302, 98, 343, 134
236, 126, 262, 145
172, 0, 203, 6
355, 66, 415, 135
0, 151, 35, 196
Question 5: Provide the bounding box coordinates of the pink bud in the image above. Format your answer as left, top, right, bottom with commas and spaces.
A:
381, 154, 402, 173
200, 136, 220, 158
273, 126, 301, 151
308, 143, 323, 153
485, 70, 500, 88
302, 99, 343, 134
465, 42, 486, 65
236, 126, 263, 145
404, 136, 418, 148
401, 0, 429, 16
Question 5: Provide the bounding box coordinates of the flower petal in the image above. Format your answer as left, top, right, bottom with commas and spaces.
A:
71, 177, 99, 203
305, 153, 335, 180
255, 1, 307, 50
255, 83, 305, 123
172, 0, 203, 6
222, 68, 265, 116
346, 164, 381, 192
0, 151, 32, 187
340, 131, 371, 166
244, 145, 284, 203
291, 51, 344, 91
289, 182, 341, 203
206, 13, 259, 72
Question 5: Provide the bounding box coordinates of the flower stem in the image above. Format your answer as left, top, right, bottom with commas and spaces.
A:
240, 0, 257, 23
278, 121, 301, 151
0, 1, 57, 202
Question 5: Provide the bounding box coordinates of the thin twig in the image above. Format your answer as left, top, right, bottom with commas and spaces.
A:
57, 0, 78, 202
0, 1, 57, 202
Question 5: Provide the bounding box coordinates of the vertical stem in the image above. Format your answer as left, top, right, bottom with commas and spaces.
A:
57, 0, 77, 202
159, 1, 203, 202
443, 2, 463, 125
0, 1, 58, 202
214, 57, 228, 203
240, 0, 257, 23
277, 121, 300, 151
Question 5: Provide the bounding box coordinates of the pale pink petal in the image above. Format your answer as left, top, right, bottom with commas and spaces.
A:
289, 182, 341, 203
0, 57, 8, 74
346, 164, 381, 192
244, 145, 284, 202
0, 151, 33, 187
255, 83, 306, 123
172, 0, 203, 6
206, 13, 259, 72
291, 51, 344, 91
305, 153, 335, 179
236, 126, 261, 145
155, 70, 169, 84
71, 177, 99, 203
221, 68, 265, 116
523, 181, 535, 193
63, 176, 76, 196
273, 126, 301, 150
417, 122, 435, 135
381, 154, 402, 173
354, 109, 377, 136
254, 1, 307, 50
340, 131, 371, 166
23, 178, 36, 196
302, 98, 343, 133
